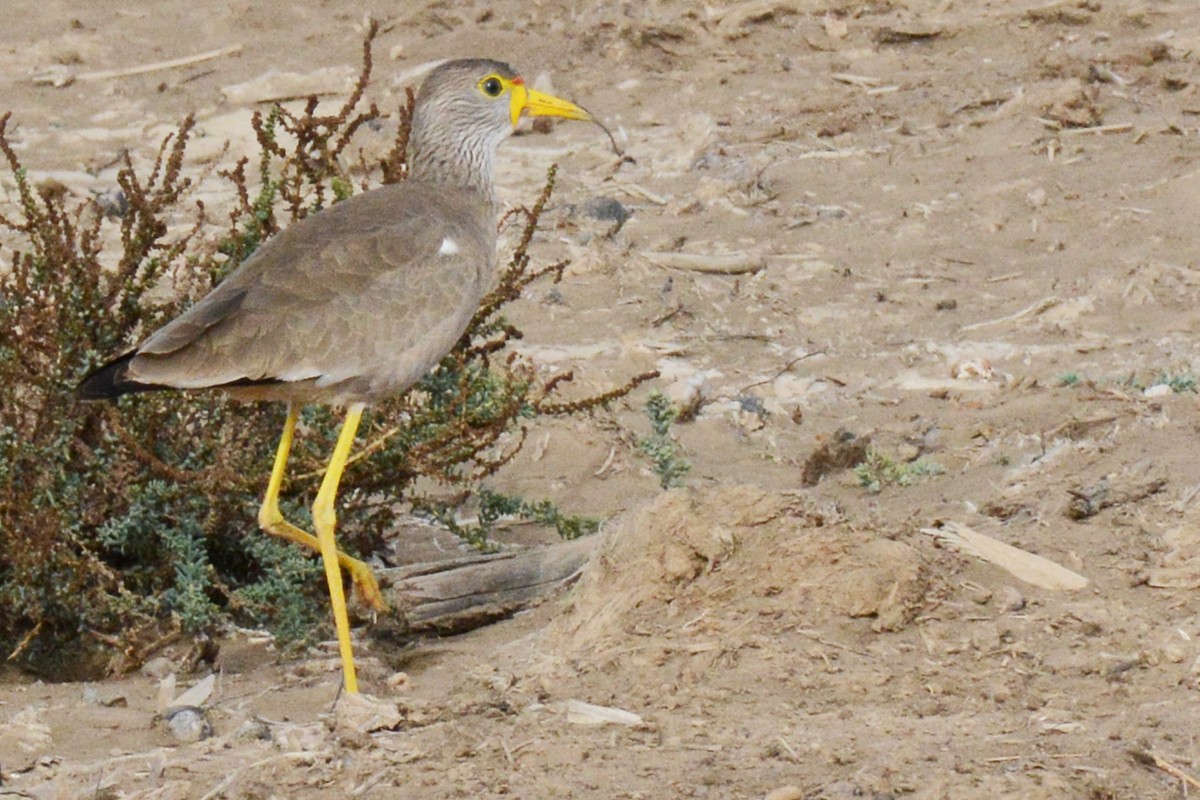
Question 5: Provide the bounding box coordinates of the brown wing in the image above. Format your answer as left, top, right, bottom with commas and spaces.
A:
125, 182, 494, 403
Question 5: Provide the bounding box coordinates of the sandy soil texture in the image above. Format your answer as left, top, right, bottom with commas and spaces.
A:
4, 1, 1200, 798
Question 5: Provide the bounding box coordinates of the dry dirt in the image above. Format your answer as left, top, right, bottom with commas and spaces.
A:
4, 0, 1200, 797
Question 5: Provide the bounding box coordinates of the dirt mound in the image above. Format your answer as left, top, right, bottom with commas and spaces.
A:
536, 484, 929, 674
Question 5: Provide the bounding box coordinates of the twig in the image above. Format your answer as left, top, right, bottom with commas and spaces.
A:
78, 44, 244, 82
1059, 122, 1134, 136
613, 180, 669, 205
294, 422, 405, 480
1131, 749, 1200, 790
738, 352, 824, 393
794, 628, 870, 657
5, 620, 42, 661
831, 72, 882, 88
960, 296, 1060, 331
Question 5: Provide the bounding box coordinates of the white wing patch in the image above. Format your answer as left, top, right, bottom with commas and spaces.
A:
439, 237, 460, 256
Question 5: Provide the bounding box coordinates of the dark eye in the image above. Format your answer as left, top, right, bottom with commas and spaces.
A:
480, 76, 503, 97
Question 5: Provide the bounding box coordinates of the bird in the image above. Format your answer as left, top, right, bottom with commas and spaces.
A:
76, 58, 594, 694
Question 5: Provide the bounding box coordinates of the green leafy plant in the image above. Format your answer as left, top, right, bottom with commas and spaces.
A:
638, 390, 691, 489
1113, 369, 1196, 394
1155, 372, 1197, 393
0, 23, 654, 677
854, 448, 945, 494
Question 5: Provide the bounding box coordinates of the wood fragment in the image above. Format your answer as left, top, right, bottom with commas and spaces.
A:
921, 522, 1088, 591
713, 0, 805, 38
77, 44, 244, 82
1043, 413, 1120, 441
1025, 1, 1095, 25
643, 251, 766, 275
379, 535, 600, 632
565, 699, 645, 726
874, 25, 943, 44
168, 673, 215, 710
1067, 475, 1166, 520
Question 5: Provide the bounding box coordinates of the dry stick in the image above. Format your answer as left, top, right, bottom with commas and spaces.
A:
588, 116, 624, 157
960, 296, 1060, 331
78, 44, 244, 82
297, 421, 405, 478
830, 72, 882, 88
794, 628, 871, 657
985, 753, 1088, 763
1131, 750, 1200, 790
613, 180, 669, 205
5, 620, 42, 661
739, 351, 824, 394
1059, 122, 1134, 136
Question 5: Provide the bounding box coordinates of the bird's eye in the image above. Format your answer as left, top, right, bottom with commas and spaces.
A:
479, 76, 504, 97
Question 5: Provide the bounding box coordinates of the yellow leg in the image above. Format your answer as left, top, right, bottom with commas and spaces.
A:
258, 404, 387, 612
312, 403, 366, 694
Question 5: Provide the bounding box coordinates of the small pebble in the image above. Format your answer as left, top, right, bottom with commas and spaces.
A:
93, 189, 128, 219
234, 718, 273, 742
82, 685, 128, 707
576, 196, 631, 224
164, 706, 212, 743
999, 585, 1026, 613
141, 656, 175, 680
965, 584, 993, 605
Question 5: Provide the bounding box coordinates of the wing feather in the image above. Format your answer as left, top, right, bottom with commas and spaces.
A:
126, 182, 494, 401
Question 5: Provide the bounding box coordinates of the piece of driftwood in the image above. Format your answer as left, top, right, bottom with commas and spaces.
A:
921, 522, 1088, 591
1067, 475, 1166, 520
377, 535, 601, 633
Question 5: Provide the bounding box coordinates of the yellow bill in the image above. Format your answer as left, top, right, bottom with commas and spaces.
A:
509, 78, 593, 127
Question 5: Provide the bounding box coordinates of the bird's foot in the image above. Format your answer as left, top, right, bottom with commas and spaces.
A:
341, 556, 388, 613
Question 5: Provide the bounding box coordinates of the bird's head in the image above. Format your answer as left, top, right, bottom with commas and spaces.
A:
416, 58, 592, 134
409, 59, 593, 193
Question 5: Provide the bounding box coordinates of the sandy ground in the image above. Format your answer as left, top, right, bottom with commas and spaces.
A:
4, 0, 1200, 797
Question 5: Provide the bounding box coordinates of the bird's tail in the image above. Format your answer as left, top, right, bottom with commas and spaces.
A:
75, 352, 163, 400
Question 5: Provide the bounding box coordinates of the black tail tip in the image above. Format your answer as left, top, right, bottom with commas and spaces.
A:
76, 352, 146, 401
